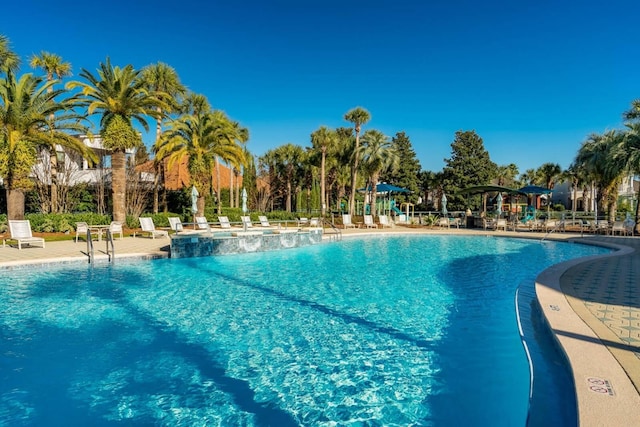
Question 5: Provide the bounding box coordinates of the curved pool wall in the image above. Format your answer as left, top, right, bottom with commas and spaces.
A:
516, 280, 578, 427
0, 235, 610, 426
170, 229, 323, 258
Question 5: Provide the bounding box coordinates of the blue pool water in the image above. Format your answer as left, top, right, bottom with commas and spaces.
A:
0, 235, 609, 426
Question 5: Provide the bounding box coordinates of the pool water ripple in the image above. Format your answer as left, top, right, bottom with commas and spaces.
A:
0, 235, 608, 426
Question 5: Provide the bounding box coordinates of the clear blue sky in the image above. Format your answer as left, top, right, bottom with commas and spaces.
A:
5, 0, 640, 174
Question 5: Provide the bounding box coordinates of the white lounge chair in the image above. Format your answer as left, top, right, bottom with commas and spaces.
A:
437, 217, 450, 228
364, 215, 378, 229
240, 215, 254, 228
342, 214, 357, 229
75, 221, 89, 242
309, 217, 320, 228
195, 216, 211, 231
258, 215, 272, 227
379, 215, 394, 228
168, 217, 183, 232
109, 221, 124, 240
495, 218, 508, 231
297, 217, 309, 227
9, 220, 45, 249
139, 217, 169, 239
217, 216, 232, 229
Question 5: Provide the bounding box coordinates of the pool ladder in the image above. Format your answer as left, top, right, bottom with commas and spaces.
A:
86, 229, 115, 264
320, 218, 342, 241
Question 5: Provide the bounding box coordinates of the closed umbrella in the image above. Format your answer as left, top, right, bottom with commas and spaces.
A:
496, 193, 503, 217
241, 188, 248, 214
191, 186, 199, 214
441, 193, 448, 216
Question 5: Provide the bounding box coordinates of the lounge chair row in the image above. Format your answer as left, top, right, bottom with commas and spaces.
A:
341, 214, 394, 229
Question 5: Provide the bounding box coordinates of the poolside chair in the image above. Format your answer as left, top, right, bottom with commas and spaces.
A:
139, 217, 169, 239
8, 220, 45, 249
240, 215, 254, 229
168, 217, 183, 232
297, 217, 309, 227
217, 216, 232, 229
610, 220, 633, 236
195, 216, 211, 231
379, 215, 394, 228
364, 215, 379, 229
109, 221, 124, 240
495, 218, 508, 231
437, 217, 450, 228
75, 221, 89, 243
309, 217, 320, 228
258, 215, 272, 227
342, 214, 357, 229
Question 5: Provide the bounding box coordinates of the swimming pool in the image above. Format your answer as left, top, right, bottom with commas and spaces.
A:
0, 235, 609, 426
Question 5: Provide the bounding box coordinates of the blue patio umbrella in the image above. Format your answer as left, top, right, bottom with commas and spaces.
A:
518, 185, 552, 195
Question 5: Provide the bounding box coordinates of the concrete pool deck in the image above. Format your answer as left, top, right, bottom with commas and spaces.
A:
1, 226, 639, 426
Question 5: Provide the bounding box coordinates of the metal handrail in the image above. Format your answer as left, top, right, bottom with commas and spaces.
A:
106, 229, 115, 263
541, 220, 565, 241
86, 229, 94, 264
320, 217, 342, 241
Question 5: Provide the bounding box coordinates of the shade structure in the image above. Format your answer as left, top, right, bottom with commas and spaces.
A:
458, 185, 525, 196
518, 185, 552, 195
359, 183, 410, 194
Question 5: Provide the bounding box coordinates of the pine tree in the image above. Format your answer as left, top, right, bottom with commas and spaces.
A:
441, 130, 497, 210
383, 131, 421, 203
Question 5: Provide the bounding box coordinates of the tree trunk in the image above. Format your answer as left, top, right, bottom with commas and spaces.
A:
50, 150, 58, 213
320, 150, 326, 216
112, 149, 127, 223
348, 130, 361, 216
215, 158, 222, 214
7, 189, 25, 220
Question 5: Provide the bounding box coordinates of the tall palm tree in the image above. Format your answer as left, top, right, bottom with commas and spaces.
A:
140, 62, 186, 213
0, 72, 92, 219
616, 122, 640, 231
623, 99, 640, 122
344, 107, 370, 216
311, 125, 337, 216
67, 57, 167, 222
358, 129, 399, 216
155, 110, 246, 216
225, 120, 249, 213
575, 130, 625, 220
0, 34, 20, 74
29, 51, 73, 213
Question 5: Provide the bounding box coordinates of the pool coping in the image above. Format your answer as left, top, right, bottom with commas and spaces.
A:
535, 239, 640, 426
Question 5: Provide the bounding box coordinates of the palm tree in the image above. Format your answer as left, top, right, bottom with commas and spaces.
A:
273, 144, 305, 212
358, 130, 399, 216
155, 110, 246, 216
496, 163, 519, 187
623, 99, 640, 121
310, 125, 337, 216
0, 34, 20, 74
0, 72, 93, 219
29, 52, 73, 213
575, 131, 625, 221
67, 57, 167, 222
616, 122, 640, 232
140, 62, 186, 213
344, 107, 370, 216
